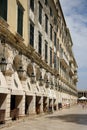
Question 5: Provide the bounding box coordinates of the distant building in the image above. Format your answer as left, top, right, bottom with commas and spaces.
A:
78, 90, 87, 98
0, 0, 78, 124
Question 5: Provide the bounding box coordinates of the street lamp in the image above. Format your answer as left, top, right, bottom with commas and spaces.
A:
0, 57, 7, 72
45, 79, 50, 88
50, 81, 54, 89
39, 75, 44, 86
30, 72, 35, 83
17, 65, 25, 79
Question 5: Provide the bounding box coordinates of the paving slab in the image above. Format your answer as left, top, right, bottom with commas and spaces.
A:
1, 105, 87, 130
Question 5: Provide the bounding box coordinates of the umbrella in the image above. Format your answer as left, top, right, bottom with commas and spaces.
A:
79, 96, 87, 100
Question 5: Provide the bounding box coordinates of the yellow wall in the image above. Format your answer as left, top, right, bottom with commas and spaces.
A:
7, 0, 28, 46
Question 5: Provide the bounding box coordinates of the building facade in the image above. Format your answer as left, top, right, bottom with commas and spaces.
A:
0, 0, 78, 123
78, 90, 87, 98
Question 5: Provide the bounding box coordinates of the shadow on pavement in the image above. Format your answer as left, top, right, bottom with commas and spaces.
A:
47, 114, 87, 125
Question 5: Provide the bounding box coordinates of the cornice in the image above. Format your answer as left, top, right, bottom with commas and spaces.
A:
0, 22, 59, 77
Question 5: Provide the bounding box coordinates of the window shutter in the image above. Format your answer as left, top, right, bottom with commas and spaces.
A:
0, 0, 7, 21
17, 5, 23, 36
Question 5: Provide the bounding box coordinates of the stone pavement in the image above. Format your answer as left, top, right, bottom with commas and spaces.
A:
1, 105, 87, 130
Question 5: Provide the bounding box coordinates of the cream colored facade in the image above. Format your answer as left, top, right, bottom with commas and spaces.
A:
0, 0, 78, 123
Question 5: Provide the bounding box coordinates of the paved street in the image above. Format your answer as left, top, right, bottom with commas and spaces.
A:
1, 105, 87, 130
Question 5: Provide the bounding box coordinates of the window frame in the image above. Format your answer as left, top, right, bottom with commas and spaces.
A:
50, 24, 52, 40
30, 20, 34, 47
39, 2, 42, 24
0, 0, 7, 21
38, 32, 42, 55
45, 41, 48, 62
50, 48, 52, 67
30, 0, 34, 12
45, 14, 48, 34
54, 32, 56, 47
17, 2, 24, 36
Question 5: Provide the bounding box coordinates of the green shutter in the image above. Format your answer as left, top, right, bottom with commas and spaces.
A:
0, 0, 7, 21
17, 5, 23, 36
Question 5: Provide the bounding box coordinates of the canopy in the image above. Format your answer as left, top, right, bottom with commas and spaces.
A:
79, 96, 87, 100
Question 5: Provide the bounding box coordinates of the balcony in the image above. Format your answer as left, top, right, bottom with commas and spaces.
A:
60, 53, 69, 68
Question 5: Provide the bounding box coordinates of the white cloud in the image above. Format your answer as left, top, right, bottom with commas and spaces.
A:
60, 0, 87, 89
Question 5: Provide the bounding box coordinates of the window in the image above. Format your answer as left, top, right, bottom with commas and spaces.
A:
50, 7, 53, 16
0, 0, 7, 21
54, 32, 56, 47
17, 3, 24, 36
39, 2, 42, 24
30, 0, 34, 12
50, 48, 52, 67
45, 0, 48, 6
50, 24, 52, 40
30, 21, 34, 47
45, 14, 48, 33
54, 53, 56, 69
45, 41, 48, 62
38, 32, 42, 55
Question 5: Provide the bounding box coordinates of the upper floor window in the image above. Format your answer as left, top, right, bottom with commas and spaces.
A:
45, 14, 48, 34
0, 0, 7, 21
50, 48, 52, 67
45, 41, 48, 62
45, 0, 48, 6
38, 32, 42, 55
50, 24, 52, 40
39, 2, 42, 24
50, 7, 53, 16
30, 21, 34, 47
30, 0, 34, 12
17, 3, 24, 36
54, 32, 56, 47
54, 53, 56, 69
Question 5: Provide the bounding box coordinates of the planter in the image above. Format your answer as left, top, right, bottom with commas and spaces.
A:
0, 109, 5, 124
10, 108, 19, 120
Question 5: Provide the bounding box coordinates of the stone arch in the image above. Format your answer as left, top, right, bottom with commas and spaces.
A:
27, 63, 34, 77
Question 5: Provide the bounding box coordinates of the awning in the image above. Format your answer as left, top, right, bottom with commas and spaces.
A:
0, 72, 9, 94
10, 72, 24, 95
79, 96, 87, 100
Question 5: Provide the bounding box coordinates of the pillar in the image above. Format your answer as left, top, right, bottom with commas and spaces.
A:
29, 95, 36, 115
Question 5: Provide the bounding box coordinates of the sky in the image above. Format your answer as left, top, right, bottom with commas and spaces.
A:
59, 0, 87, 90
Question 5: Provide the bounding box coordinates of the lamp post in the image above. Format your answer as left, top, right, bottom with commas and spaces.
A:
0, 57, 7, 72
39, 75, 44, 86
46, 79, 50, 88
50, 81, 54, 89
30, 72, 35, 83
17, 65, 25, 80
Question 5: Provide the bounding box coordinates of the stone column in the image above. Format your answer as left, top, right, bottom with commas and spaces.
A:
40, 96, 43, 113
5, 93, 11, 121
47, 97, 49, 111
51, 99, 54, 112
